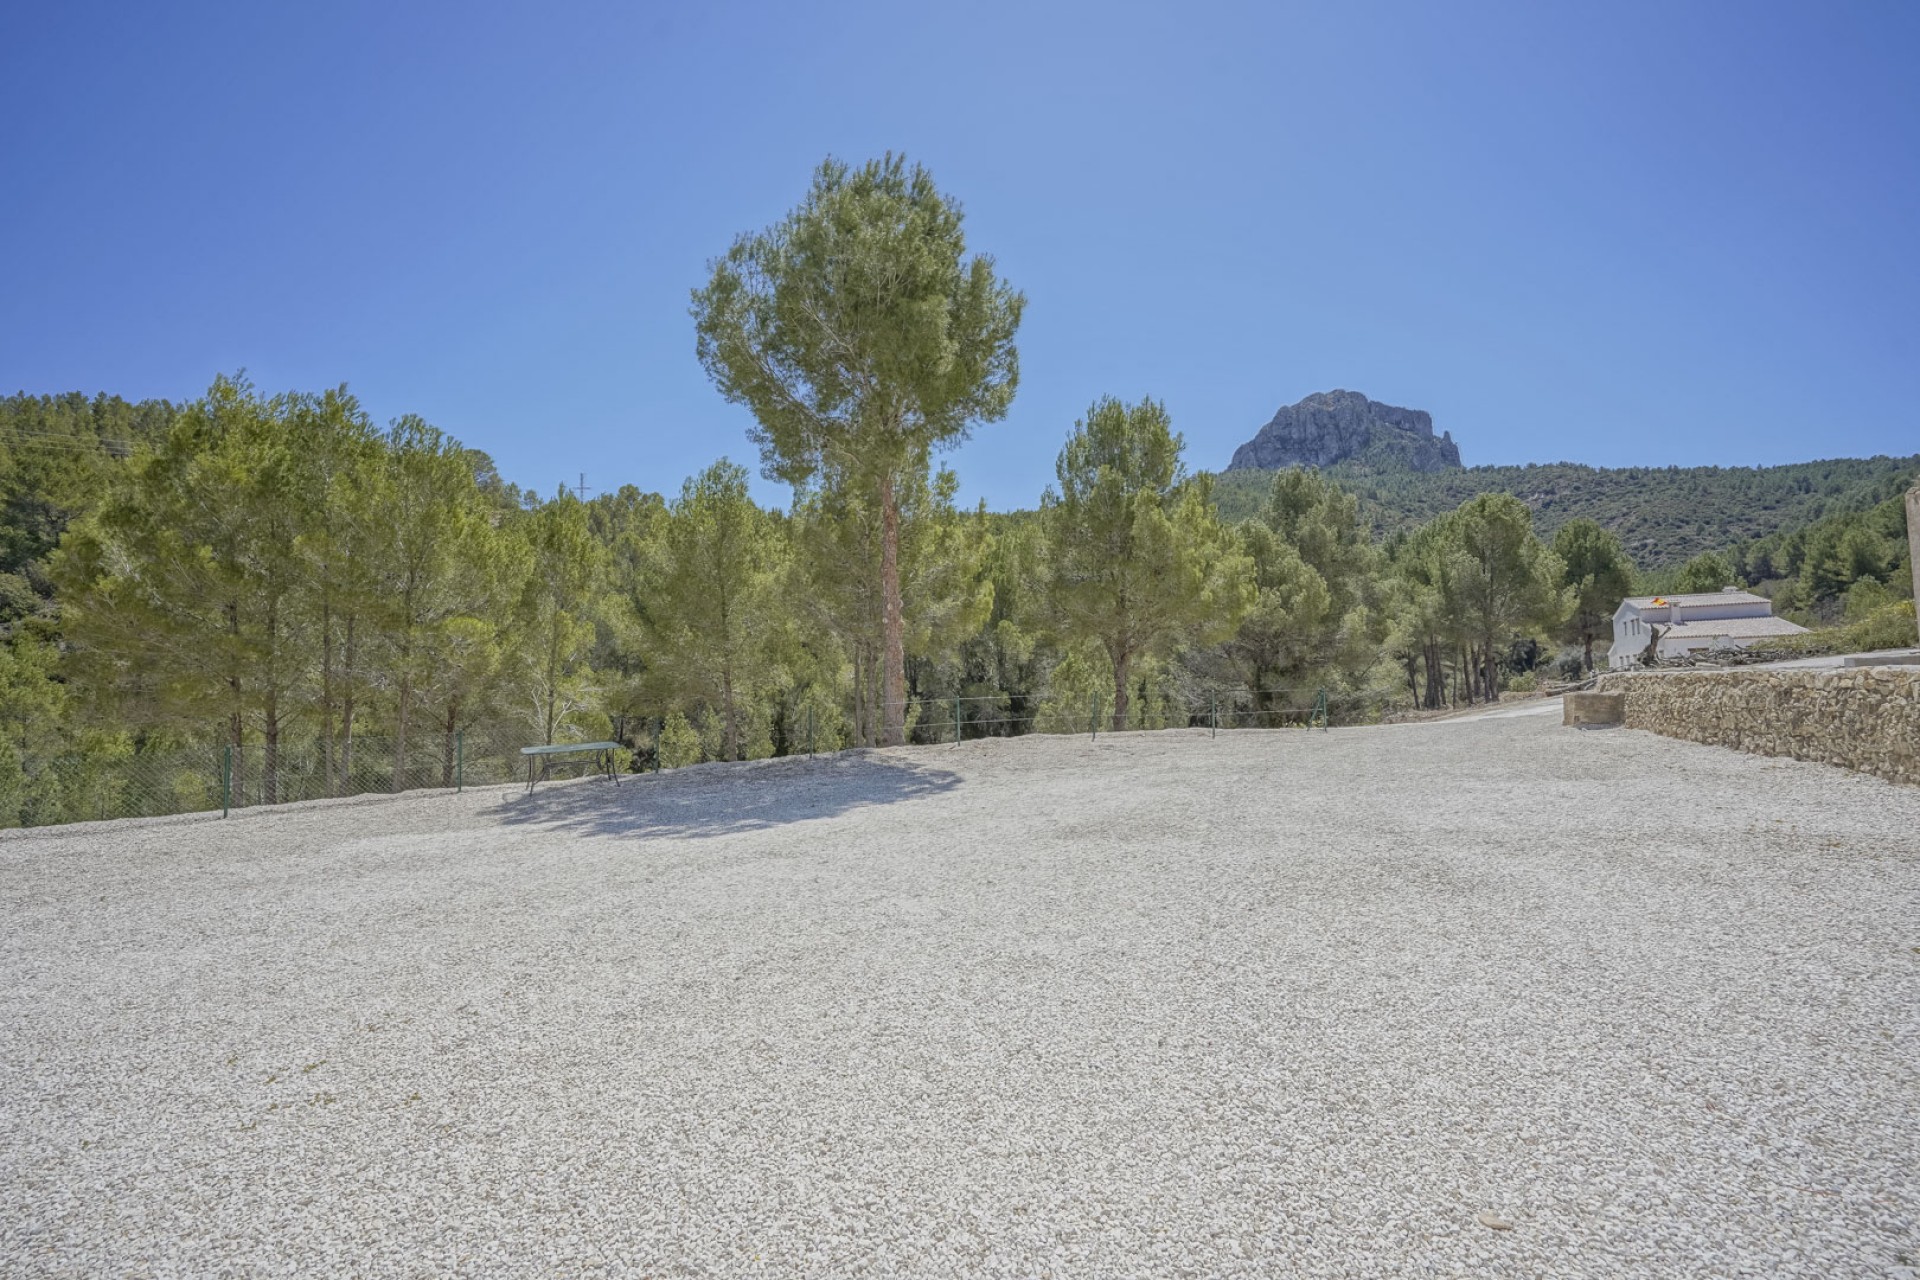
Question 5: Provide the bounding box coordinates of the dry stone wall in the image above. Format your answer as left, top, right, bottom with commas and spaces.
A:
1595, 667, 1920, 787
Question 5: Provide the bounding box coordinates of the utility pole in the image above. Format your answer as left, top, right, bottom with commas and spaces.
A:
1906, 481, 1920, 617
568, 472, 593, 501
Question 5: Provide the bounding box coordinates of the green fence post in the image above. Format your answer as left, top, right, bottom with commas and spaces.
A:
1211, 693, 1218, 739
808, 705, 815, 757
1090, 693, 1098, 742
654, 716, 663, 774
222, 744, 232, 818
456, 731, 464, 793
953, 697, 961, 746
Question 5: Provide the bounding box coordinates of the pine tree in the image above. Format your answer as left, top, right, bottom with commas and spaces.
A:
1552, 518, 1635, 671
634, 461, 787, 761
1446, 495, 1568, 701
1041, 397, 1250, 730
55, 376, 311, 800
512, 493, 606, 746
693, 154, 1023, 746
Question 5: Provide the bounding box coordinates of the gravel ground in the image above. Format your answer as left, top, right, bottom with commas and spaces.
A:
3, 717, 1918, 1278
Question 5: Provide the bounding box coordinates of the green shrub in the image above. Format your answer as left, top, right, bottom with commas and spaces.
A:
658, 711, 702, 769
1748, 600, 1916, 659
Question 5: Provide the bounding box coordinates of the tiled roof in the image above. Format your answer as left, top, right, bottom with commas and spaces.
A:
1662, 616, 1809, 639
1622, 591, 1770, 608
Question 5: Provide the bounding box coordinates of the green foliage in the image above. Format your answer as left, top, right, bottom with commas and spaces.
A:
1386, 493, 1566, 707
1040, 397, 1251, 729
517, 493, 607, 746
0, 392, 176, 629
1210, 454, 1918, 570
55, 376, 312, 762
692, 154, 1024, 491
692, 153, 1024, 746
1673, 550, 1742, 595
31, 374, 611, 818
1843, 577, 1895, 621
1726, 487, 1910, 620
8, 286, 1911, 828
634, 461, 788, 761
1226, 521, 1333, 692
1552, 518, 1635, 671
657, 710, 703, 769
1212, 468, 1381, 706
788, 464, 992, 746
1447, 495, 1567, 701
0, 635, 81, 826
1748, 600, 1916, 659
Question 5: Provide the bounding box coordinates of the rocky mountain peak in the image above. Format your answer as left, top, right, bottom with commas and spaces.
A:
1227, 390, 1462, 473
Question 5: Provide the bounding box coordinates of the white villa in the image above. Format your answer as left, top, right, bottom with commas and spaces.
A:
1607, 589, 1809, 670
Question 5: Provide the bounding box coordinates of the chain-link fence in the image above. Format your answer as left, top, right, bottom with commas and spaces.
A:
30, 726, 564, 826
15, 686, 1407, 831
883, 686, 1399, 745
885, 686, 1398, 744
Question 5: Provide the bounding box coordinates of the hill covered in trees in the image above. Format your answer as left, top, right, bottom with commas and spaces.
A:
1, 156, 1913, 831
5, 374, 1915, 830
1207, 454, 1919, 570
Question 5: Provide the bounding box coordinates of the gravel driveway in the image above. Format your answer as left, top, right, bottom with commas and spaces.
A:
4, 717, 1918, 1278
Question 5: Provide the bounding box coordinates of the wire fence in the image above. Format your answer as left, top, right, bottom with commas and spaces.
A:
887, 686, 1392, 744
23, 727, 571, 827
14, 686, 1406, 830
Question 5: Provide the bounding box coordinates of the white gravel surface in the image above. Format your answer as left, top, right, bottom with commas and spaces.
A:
3, 717, 1918, 1278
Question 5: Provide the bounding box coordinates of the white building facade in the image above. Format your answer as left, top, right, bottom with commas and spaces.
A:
1607, 589, 1809, 670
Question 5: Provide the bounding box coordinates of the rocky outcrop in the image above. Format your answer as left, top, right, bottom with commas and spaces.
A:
1227, 390, 1462, 473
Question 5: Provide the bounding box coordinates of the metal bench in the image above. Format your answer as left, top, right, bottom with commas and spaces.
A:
520, 741, 623, 793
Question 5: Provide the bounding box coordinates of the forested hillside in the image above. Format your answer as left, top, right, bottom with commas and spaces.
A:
1208, 456, 1919, 569
1, 156, 1913, 830
0, 392, 179, 630
5, 373, 1913, 830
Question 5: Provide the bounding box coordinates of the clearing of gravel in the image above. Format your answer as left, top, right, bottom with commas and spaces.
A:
3, 715, 1918, 1278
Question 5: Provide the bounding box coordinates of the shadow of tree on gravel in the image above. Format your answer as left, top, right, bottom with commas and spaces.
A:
490, 752, 962, 840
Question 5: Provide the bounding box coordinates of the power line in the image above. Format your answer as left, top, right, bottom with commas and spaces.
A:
0, 430, 139, 456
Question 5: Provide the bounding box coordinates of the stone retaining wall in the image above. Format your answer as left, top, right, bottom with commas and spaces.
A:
1594, 667, 1920, 786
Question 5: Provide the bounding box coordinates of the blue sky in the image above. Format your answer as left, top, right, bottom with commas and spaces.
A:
3, 1, 1916, 510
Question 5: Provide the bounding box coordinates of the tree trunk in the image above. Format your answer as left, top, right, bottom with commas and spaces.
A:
395, 581, 416, 791
1483, 643, 1501, 703
1582, 628, 1595, 673
263, 690, 279, 805
319, 599, 335, 795
851, 639, 868, 747
879, 470, 906, 747
340, 613, 357, 794
394, 668, 411, 792
263, 597, 280, 804
229, 707, 243, 806
1111, 647, 1131, 732
227, 598, 244, 804
543, 618, 561, 745
722, 664, 738, 760
441, 701, 458, 787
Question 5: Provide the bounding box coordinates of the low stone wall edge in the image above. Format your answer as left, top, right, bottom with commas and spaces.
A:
1593, 667, 1920, 787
